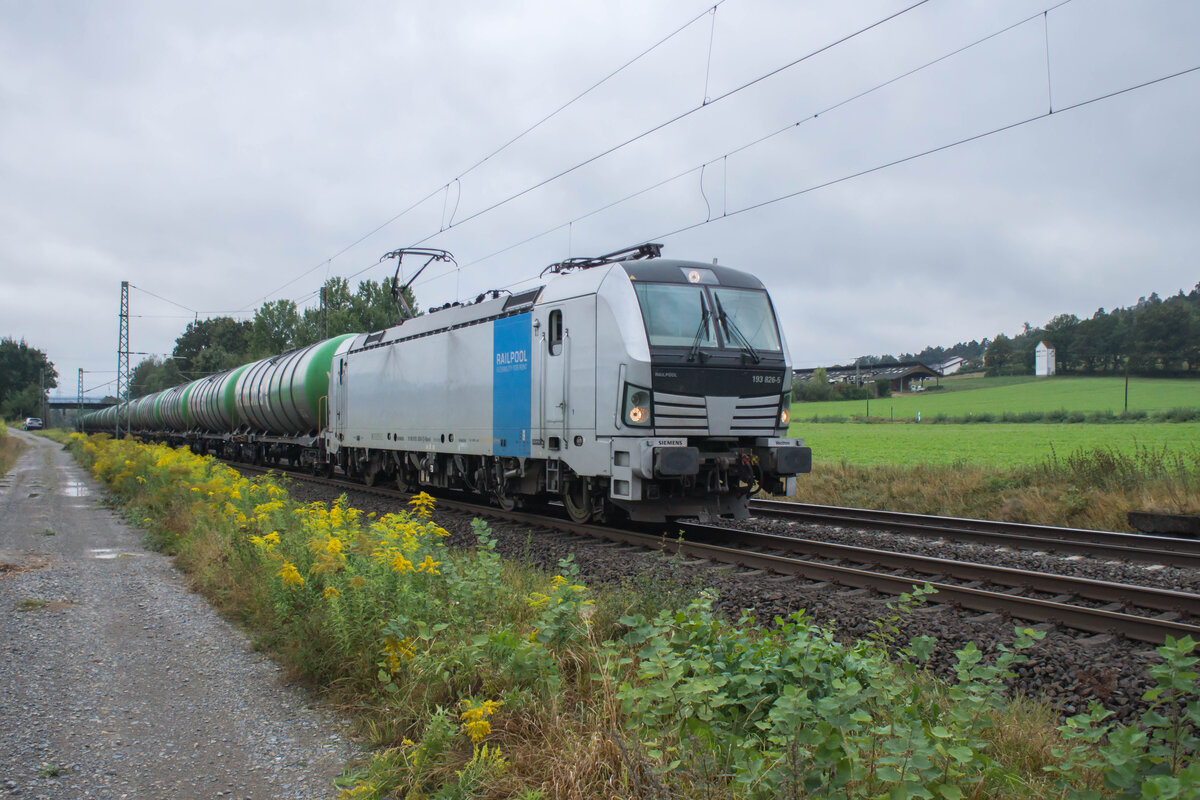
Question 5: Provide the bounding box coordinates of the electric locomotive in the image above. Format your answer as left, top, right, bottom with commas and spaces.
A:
326, 244, 810, 521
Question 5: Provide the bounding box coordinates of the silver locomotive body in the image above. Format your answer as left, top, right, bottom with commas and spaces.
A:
326, 256, 810, 521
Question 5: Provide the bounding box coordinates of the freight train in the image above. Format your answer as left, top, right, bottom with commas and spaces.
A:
81, 245, 811, 521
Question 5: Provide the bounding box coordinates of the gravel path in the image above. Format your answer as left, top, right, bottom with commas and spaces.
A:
0, 432, 357, 800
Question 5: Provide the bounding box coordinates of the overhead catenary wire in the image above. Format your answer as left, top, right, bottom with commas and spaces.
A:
648, 64, 1200, 243
423, 56, 1200, 303
239, 0, 730, 312
410, 0, 1079, 283
390, 0, 932, 253
304, 0, 935, 302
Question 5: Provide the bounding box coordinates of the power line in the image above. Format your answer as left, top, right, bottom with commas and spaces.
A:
393, 1, 931, 253
649, 63, 1200, 242
240, 1, 730, 312
297, 0, 933, 305
406, 0, 1079, 288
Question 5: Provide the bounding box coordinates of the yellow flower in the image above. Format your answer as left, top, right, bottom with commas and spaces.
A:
383, 635, 416, 671
459, 698, 502, 743
407, 492, 436, 519
390, 553, 414, 574
278, 561, 304, 588
323, 586, 341, 599
415, 555, 440, 575
348, 575, 367, 591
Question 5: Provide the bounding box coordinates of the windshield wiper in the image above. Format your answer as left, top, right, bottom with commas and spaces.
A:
687, 295, 711, 363
715, 295, 761, 364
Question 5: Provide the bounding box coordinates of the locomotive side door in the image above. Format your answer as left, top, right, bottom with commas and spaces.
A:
541, 307, 566, 447
332, 356, 347, 445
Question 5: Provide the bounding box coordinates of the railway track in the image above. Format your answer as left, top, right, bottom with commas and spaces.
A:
749, 499, 1200, 569
238, 464, 1200, 645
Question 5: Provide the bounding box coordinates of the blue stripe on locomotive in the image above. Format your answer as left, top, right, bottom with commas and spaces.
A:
492, 313, 532, 457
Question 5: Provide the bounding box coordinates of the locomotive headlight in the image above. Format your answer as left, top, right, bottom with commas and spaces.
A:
623, 384, 652, 427
779, 406, 790, 426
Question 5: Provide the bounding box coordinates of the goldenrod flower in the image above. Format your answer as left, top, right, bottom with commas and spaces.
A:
459, 698, 502, 743
408, 492, 436, 519
323, 586, 341, 599
278, 561, 304, 588
415, 555, 440, 575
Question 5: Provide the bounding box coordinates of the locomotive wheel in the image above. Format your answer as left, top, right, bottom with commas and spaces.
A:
562, 481, 592, 523
495, 485, 517, 512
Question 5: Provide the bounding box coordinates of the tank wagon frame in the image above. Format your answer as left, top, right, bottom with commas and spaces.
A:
82, 246, 811, 522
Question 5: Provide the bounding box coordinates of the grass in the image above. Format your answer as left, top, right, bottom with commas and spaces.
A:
34, 427, 75, 444
0, 419, 28, 477
787, 421, 1200, 469
792, 375, 1200, 421
781, 444, 1200, 531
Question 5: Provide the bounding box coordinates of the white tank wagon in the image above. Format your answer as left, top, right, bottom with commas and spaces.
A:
326, 245, 810, 522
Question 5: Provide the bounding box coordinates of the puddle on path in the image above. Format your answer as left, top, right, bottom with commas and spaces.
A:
88, 548, 139, 560
61, 481, 92, 497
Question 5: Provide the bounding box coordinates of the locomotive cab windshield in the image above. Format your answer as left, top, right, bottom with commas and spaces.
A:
633, 281, 783, 357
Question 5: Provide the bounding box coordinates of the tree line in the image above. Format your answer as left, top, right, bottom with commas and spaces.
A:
849, 283, 1199, 378
130, 277, 418, 397
0, 337, 57, 419
984, 285, 1200, 376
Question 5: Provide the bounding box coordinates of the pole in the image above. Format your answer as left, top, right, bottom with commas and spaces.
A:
1124, 357, 1129, 413
117, 281, 130, 437
77, 368, 83, 430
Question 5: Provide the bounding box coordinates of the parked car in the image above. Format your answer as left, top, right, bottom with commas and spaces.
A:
22, 417, 44, 430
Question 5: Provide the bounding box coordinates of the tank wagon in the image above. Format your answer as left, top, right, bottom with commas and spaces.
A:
81, 245, 811, 521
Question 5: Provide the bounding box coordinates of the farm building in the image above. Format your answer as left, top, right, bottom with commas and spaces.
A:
1035, 342, 1056, 376
794, 360, 942, 393
939, 355, 969, 375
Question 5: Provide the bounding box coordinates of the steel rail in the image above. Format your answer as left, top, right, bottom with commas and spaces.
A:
675, 521, 1200, 617
584, 525, 1200, 646
238, 465, 1200, 644
749, 499, 1200, 569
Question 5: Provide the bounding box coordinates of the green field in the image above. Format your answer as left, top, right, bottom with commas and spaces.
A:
791, 375, 1200, 421
786, 420, 1200, 468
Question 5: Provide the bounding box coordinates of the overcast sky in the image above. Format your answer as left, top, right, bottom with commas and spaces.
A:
2, 0, 1196, 396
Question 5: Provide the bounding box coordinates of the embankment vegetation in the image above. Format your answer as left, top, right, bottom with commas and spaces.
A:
0, 420, 28, 476
786, 444, 1200, 532
69, 433, 1200, 799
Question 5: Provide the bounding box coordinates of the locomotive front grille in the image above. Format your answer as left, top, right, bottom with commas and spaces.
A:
731, 396, 781, 432
652, 391, 781, 436
652, 391, 708, 435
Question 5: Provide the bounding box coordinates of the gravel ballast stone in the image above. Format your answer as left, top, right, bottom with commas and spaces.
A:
0, 432, 357, 799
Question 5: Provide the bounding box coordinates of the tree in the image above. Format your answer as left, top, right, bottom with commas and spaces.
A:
130, 357, 183, 398
297, 277, 420, 346
172, 317, 252, 375
1042, 313, 1080, 372
0, 337, 56, 419
985, 334, 1013, 375
249, 299, 300, 359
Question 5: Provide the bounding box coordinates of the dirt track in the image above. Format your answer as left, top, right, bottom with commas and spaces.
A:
0, 432, 356, 799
